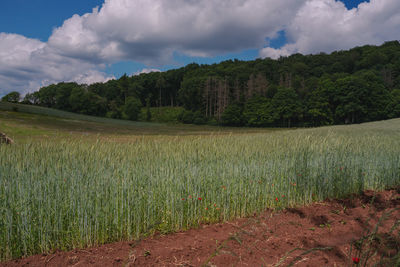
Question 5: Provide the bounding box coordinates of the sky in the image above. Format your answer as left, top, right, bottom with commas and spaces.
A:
0, 0, 399, 96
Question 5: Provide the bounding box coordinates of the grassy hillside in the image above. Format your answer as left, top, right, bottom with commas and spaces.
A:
0, 102, 161, 126
0, 109, 399, 260
0, 104, 272, 141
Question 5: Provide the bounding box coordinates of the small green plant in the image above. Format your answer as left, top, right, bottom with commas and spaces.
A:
144, 250, 151, 257
331, 209, 340, 215
319, 223, 332, 230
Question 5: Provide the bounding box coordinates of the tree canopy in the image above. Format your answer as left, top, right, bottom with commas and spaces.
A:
2, 91, 20, 103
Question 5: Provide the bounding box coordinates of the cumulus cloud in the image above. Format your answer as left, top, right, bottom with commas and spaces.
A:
133, 68, 161, 76
0, 33, 113, 95
1, 0, 400, 95
48, 0, 307, 64
1, 0, 308, 95
260, 0, 400, 59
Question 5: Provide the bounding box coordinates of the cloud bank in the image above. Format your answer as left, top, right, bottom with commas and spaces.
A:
260, 0, 400, 58
0, 33, 113, 95
0, 0, 399, 95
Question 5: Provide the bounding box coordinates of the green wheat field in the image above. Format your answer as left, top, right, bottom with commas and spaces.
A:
0, 104, 399, 260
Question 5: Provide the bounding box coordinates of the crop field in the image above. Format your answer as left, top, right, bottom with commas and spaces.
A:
0, 109, 399, 261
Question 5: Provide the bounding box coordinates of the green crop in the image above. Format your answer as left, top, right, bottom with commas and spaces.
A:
0, 119, 399, 260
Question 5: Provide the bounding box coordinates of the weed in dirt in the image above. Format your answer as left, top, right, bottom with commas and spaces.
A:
348, 208, 400, 266
277, 207, 400, 266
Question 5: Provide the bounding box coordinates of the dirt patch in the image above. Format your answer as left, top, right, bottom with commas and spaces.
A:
2, 188, 399, 267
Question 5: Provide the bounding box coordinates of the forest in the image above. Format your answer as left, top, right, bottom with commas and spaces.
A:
3, 41, 400, 127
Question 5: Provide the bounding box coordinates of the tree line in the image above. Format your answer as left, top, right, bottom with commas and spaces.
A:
2, 41, 400, 127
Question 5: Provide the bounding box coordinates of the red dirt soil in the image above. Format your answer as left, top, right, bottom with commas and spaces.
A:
2, 189, 399, 267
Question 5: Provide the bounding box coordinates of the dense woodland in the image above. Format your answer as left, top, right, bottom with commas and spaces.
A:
3, 41, 400, 127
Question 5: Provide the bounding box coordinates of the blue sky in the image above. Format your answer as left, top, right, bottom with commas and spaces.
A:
1, 0, 399, 96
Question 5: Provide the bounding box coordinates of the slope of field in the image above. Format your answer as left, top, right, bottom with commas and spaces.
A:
0, 102, 160, 127
0, 109, 399, 262
0, 104, 272, 141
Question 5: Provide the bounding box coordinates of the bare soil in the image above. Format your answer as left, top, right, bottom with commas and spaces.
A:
2, 188, 399, 267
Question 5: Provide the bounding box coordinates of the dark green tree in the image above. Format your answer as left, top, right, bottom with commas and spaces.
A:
123, 96, 142, 121
178, 77, 205, 111
306, 79, 334, 126
221, 103, 244, 126
145, 96, 152, 121
243, 97, 275, 127
55, 82, 79, 111
385, 89, 400, 118
69, 87, 88, 113
21, 92, 39, 104
272, 87, 303, 127
1, 91, 20, 103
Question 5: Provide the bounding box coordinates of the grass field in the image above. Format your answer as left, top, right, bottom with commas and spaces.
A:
0, 107, 399, 261
0, 102, 271, 140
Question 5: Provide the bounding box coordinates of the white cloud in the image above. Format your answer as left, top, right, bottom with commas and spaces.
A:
260, 0, 400, 59
48, 0, 307, 64
74, 70, 115, 85
1, 0, 400, 95
133, 68, 161, 76
0, 33, 113, 95
1, 0, 308, 95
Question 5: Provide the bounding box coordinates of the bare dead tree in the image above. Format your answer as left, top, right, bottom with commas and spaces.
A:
203, 77, 211, 117
246, 74, 256, 100
255, 73, 268, 97
204, 77, 231, 120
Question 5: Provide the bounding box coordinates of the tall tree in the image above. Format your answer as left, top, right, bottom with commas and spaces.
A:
1, 91, 20, 103
272, 87, 303, 127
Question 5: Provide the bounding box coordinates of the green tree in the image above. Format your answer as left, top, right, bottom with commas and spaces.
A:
334, 75, 367, 124
55, 82, 79, 111
123, 96, 142, 121
37, 84, 58, 107
385, 89, 400, 118
334, 71, 387, 124
306, 79, 334, 126
145, 96, 152, 121
1, 91, 20, 103
272, 87, 303, 127
106, 100, 122, 119
243, 97, 275, 127
69, 87, 88, 113
221, 103, 244, 126
21, 92, 39, 105
178, 77, 205, 111
86, 93, 108, 116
